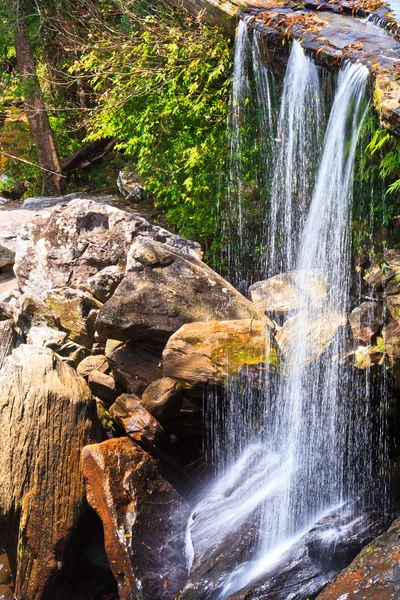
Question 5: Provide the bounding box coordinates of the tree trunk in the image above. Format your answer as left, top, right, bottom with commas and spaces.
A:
6, 0, 65, 196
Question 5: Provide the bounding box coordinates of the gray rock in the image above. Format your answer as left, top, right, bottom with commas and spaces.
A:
14, 198, 203, 296
117, 170, 145, 201
96, 236, 265, 344
79, 266, 124, 303
0, 208, 46, 268
45, 288, 101, 349
26, 325, 67, 348
249, 269, 327, 315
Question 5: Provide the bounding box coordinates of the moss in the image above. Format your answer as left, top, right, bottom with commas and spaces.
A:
372, 336, 385, 353
97, 403, 115, 433
209, 332, 280, 372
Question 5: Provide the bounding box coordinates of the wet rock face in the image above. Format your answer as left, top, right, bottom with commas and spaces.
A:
276, 310, 347, 363
316, 518, 400, 600
82, 437, 190, 600
249, 269, 327, 316
96, 237, 265, 344
106, 341, 163, 395
0, 345, 100, 600
141, 377, 183, 423
14, 198, 203, 296
349, 301, 383, 344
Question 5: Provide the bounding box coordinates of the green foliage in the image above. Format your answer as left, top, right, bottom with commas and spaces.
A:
68, 0, 232, 246
353, 110, 400, 256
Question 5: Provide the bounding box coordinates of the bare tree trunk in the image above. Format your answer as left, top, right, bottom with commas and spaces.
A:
6, 0, 65, 196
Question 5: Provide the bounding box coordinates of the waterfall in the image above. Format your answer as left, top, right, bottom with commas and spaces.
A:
186, 23, 386, 600
266, 40, 323, 277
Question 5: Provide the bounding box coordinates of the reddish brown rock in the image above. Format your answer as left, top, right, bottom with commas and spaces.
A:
0, 345, 99, 600
141, 377, 183, 423
88, 370, 119, 404
163, 319, 278, 388
77, 354, 109, 378
82, 437, 189, 600
0, 554, 11, 585
0, 585, 14, 600
106, 341, 162, 395
110, 393, 166, 446
316, 519, 400, 600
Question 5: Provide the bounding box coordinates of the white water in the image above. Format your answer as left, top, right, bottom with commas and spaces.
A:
267, 40, 323, 277
187, 26, 379, 600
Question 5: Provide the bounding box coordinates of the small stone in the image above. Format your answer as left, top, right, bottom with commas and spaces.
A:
349, 301, 382, 344
80, 266, 124, 304
88, 370, 119, 405
13, 293, 56, 335
26, 325, 67, 348
77, 355, 109, 379
55, 341, 91, 367
110, 393, 166, 446
46, 288, 101, 349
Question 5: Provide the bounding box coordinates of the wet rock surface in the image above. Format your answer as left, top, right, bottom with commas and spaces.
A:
82, 437, 190, 600
249, 269, 327, 316
316, 518, 400, 599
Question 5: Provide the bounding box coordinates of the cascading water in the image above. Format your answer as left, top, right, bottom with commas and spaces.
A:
266, 39, 323, 277
186, 22, 387, 600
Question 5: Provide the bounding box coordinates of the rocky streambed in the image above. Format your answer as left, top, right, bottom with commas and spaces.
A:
0, 195, 399, 599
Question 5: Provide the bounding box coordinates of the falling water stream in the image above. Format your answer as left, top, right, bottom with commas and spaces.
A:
186, 21, 385, 600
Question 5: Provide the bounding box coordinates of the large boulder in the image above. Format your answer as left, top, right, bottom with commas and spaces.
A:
249, 269, 327, 316
82, 437, 190, 600
0, 209, 46, 269
316, 518, 400, 600
0, 345, 99, 600
14, 198, 202, 296
97, 237, 265, 343
163, 319, 278, 388
276, 310, 347, 363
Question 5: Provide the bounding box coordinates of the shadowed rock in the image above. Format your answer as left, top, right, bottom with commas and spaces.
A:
0, 345, 100, 600
82, 437, 190, 600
